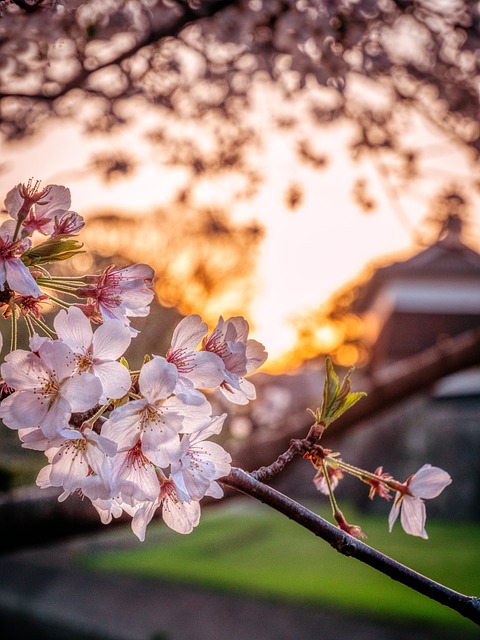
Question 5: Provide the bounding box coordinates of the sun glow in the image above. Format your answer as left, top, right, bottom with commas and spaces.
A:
2, 116, 480, 373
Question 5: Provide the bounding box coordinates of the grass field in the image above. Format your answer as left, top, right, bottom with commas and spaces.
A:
81, 500, 480, 637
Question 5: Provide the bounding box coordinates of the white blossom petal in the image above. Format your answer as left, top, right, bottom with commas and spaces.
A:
115, 452, 160, 504
400, 497, 428, 539
38, 395, 73, 439
220, 382, 250, 405
54, 306, 92, 352
206, 481, 224, 499
5, 258, 42, 297
246, 339, 268, 373
388, 498, 401, 532
224, 316, 249, 342
61, 372, 102, 413
101, 400, 149, 451
49, 442, 88, 490
162, 492, 201, 534
142, 429, 181, 468
1, 350, 46, 390
92, 319, 131, 360
186, 351, 225, 389
139, 356, 178, 404
170, 314, 207, 351
36, 464, 52, 489
164, 394, 212, 433
4, 184, 24, 219
0, 391, 49, 430
409, 464, 452, 499
131, 499, 159, 541
93, 360, 132, 399
38, 340, 76, 382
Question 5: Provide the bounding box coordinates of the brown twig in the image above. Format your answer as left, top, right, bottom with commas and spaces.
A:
222, 467, 480, 626
233, 327, 480, 473
251, 423, 326, 482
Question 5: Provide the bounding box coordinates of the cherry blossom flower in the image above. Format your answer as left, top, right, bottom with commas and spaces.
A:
78, 264, 155, 334
4, 180, 51, 224
202, 316, 267, 405
0, 220, 42, 298
170, 414, 231, 502
166, 314, 225, 394
388, 464, 452, 539
12, 294, 49, 320
130, 475, 202, 541
53, 305, 132, 400
110, 440, 160, 505
5, 181, 76, 237
101, 356, 212, 467
0, 338, 102, 439
51, 211, 85, 237
36, 427, 117, 497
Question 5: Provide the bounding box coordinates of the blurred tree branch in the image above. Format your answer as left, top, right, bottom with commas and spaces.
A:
232, 326, 480, 471
0, 1, 239, 101
1, 0, 480, 201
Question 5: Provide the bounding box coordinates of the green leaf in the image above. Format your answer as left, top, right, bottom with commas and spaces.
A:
311, 357, 366, 428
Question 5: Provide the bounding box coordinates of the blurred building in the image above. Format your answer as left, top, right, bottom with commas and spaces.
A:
338, 213, 480, 519
351, 213, 480, 376
245, 214, 480, 519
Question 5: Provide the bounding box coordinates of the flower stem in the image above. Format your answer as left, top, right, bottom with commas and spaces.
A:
12, 217, 24, 243
46, 294, 71, 309
326, 456, 377, 481
31, 316, 56, 338
321, 459, 341, 520
36, 280, 82, 294
41, 275, 88, 282
24, 314, 35, 338
83, 403, 111, 429
10, 309, 17, 352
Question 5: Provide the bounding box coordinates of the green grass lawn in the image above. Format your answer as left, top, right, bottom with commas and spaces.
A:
81, 500, 480, 636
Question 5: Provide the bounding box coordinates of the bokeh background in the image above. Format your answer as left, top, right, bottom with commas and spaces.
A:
1, 2, 480, 639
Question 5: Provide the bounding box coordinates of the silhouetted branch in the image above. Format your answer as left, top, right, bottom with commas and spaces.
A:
234, 327, 480, 471
0, 0, 239, 101
223, 467, 480, 626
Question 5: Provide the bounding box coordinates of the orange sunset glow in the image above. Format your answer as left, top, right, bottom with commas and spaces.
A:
1, 114, 480, 373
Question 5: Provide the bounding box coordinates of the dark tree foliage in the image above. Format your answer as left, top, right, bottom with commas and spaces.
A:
1, 0, 479, 197
2, 0, 480, 362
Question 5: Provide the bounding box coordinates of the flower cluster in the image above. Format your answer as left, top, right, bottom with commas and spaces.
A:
0, 179, 267, 539
0, 308, 267, 539
0, 180, 452, 543
0, 180, 156, 343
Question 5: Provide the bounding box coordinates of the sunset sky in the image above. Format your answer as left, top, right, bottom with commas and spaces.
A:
1, 112, 480, 371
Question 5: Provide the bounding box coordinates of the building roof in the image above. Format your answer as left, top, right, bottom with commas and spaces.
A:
352, 214, 480, 314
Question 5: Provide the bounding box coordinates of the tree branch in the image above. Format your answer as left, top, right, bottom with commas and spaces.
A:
222, 467, 480, 626
0, 0, 240, 101
233, 327, 480, 471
